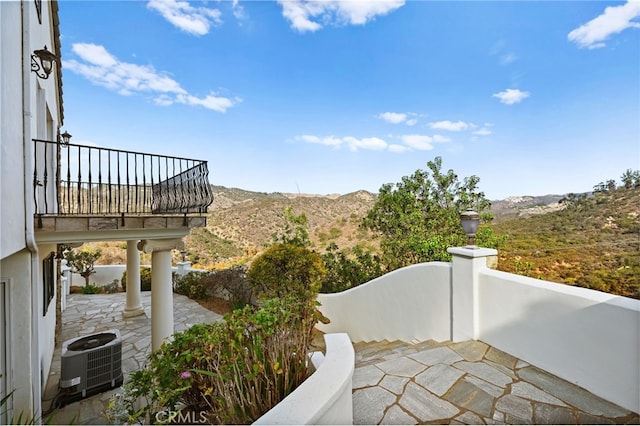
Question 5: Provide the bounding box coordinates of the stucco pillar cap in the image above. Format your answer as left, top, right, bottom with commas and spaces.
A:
447, 246, 498, 258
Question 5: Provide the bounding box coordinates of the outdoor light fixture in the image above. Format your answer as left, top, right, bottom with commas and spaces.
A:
460, 209, 480, 246
59, 130, 72, 146
31, 45, 57, 79
180, 250, 187, 262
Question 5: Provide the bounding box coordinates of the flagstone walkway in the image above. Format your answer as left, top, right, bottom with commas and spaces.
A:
43, 293, 639, 425
352, 340, 639, 425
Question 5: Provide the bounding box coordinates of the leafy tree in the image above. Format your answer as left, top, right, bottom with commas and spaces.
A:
362, 156, 491, 269
620, 169, 640, 189
593, 182, 608, 193
271, 207, 311, 248
321, 243, 385, 293
64, 247, 102, 287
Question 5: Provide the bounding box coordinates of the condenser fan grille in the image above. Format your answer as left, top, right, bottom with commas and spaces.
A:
68, 332, 117, 351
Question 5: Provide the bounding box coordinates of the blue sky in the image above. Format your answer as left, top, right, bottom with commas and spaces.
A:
59, 0, 640, 200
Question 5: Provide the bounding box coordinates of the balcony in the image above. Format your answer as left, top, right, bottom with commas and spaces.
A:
32, 139, 214, 236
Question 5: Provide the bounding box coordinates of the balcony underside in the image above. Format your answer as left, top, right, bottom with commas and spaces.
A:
34, 214, 206, 244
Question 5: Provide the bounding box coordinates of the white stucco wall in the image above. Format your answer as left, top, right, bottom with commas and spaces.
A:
254, 333, 354, 425
1, 0, 63, 418
478, 268, 640, 413
68, 264, 128, 287
0, 1, 27, 259
0, 251, 37, 415
317, 262, 452, 343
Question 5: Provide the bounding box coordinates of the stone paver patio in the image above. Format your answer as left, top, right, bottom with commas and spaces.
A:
352, 340, 639, 425
43, 293, 639, 424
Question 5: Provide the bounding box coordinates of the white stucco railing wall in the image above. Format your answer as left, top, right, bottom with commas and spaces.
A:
315, 247, 639, 414
317, 262, 452, 343
254, 333, 354, 425
68, 264, 203, 288
68, 265, 128, 287
477, 268, 640, 413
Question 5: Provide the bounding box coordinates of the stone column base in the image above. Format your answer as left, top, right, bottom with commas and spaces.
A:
123, 306, 145, 318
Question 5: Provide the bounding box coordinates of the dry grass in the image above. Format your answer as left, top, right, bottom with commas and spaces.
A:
193, 296, 234, 315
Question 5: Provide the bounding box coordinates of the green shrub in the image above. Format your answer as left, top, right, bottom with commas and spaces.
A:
248, 244, 326, 302
81, 283, 101, 294
321, 243, 384, 293
116, 297, 322, 424
174, 271, 210, 299
121, 267, 152, 291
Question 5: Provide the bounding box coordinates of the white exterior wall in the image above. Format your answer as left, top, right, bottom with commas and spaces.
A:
0, 1, 27, 259
0, 0, 62, 418
317, 262, 452, 343
0, 252, 37, 416
478, 268, 640, 413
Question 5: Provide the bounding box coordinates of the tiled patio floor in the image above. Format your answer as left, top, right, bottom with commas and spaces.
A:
43, 293, 639, 425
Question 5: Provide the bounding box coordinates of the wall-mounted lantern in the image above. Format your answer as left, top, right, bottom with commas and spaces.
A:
59, 130, 72, 146
31, 45, 57, 79
460, 209, 480, 246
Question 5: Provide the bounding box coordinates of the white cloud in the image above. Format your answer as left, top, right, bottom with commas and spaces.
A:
428, 120, 473, 132
147, 0, 222, 36
344, 136, 388, 151
492, 88, 530, 105
65, 43, 240, 113
568, 0, 640, 49
473, 128, 492, 136
400, 134, 450, 151
500, 53, 517, 65
232, 0, 246, 21
388, 144, 410, 152
377, 111, 419, 125
277, 0, 405, 33
378, 112, 407, 124
296, 131, 454, 152
295, 134, 388, 151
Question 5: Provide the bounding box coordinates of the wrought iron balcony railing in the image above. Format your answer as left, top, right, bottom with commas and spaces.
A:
33, 139, 214, 216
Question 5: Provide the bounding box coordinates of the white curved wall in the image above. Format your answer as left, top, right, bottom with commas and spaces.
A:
254, 333, 354, 425
317, 262, 451, 343
478, 269, 640, 413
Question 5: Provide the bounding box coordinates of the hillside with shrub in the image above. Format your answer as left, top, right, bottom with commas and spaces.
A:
88, 172, 639, 300
494, 185, 639, 299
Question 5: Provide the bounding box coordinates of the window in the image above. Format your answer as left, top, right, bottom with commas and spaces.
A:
43, 253, 54, 316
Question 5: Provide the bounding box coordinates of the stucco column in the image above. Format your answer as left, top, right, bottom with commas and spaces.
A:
447, 246, 498, 342
123, 240, 144, 318
138, 238, 184, 351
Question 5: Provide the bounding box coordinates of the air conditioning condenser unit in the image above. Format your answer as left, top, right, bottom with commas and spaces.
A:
59, 329, 123, 403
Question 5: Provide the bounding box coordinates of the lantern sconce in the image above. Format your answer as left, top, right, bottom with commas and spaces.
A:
58, 130, 72, 147
31, 45, 57, 79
